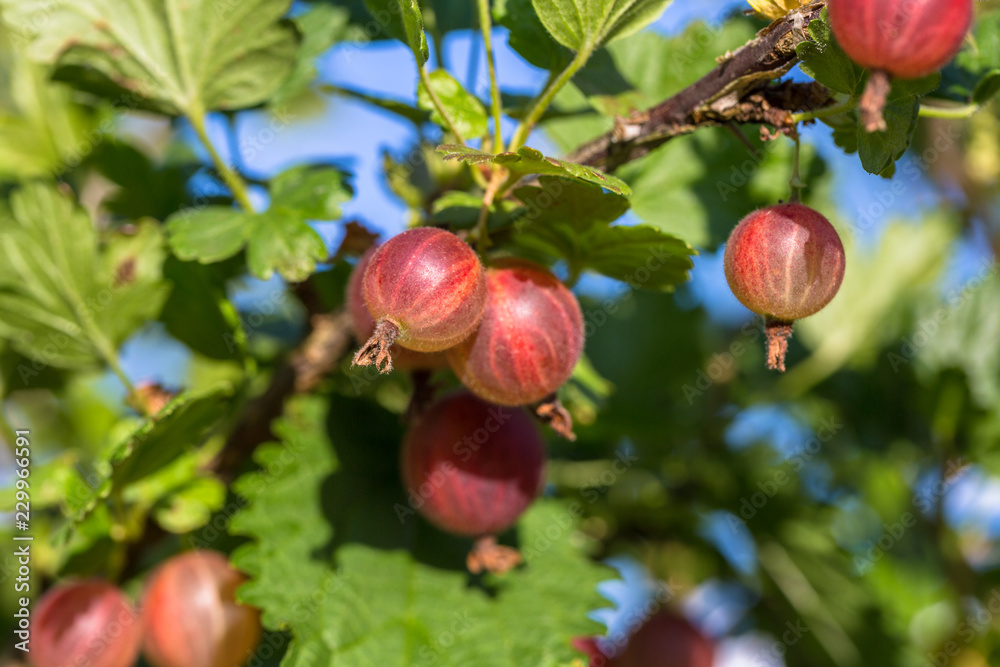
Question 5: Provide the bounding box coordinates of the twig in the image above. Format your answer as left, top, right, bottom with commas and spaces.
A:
566, 2, 832, 172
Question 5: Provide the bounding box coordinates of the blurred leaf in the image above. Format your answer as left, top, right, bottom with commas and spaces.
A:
151, 475, 227, 534
68, 384, 235, 522
495, 0, 572, 71
530, 0, 673, 52
0, 183, 166, 370
430, 191, 521, 230
269, 165, 353, 220
2, 0, 299, 114
438, 144, 631, 196
329, 85, 430, 124
246, 210, 327, 283
271, 4, 351, 108
510, 177, 694, 288
938, 12, 1000, 103
166, 206, 250, 264
856, 74, 940, 177
417, 70, 488, 139
159, 257, 243, 360
88, 141, 196, 221
365, 0, 429, 65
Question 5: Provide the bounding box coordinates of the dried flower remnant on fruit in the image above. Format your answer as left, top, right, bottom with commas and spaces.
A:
829, 0, 973, 131
353, 228, 487, 373
724, 203, 845, 371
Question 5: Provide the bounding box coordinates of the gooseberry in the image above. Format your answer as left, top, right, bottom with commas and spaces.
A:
573, 611, 715, 667
724, 203, 845, 372
31, 580, 142, 667
352, 227, 487, 372
401, 391, 546, 572
142, 550, 262, 667
447, 260, 583, 406
829, 0, 972, 131
347, 246, 447, 372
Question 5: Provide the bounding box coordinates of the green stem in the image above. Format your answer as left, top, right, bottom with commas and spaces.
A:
793, 99, 981, 124
790, 99, 854, 123
418, 64, 467, 144
188, 109, 256, 213
475, 171, 503, 253
508, 44, 594, 151
919, 103, 980, 120
478, 0, 504, 152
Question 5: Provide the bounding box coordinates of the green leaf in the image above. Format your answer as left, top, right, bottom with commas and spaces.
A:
511, 178, 694, 289
159, 257, 243, 360
0, 39, 100, 181
230, 395, 611, 665
939, 12, 1000, 103
2, 0, 299, 115
0, 183, 161, 369
98, 221, 171, 347
417, 70, 489, 139
270, 165, 353, 220
246, 210, 327, 283
530, 0, 673, 52
365, 0, 429, 65
438, 144, 631, 196
166, 207, 250, 264
796, 7, 865, 97
856, 74, 940, 177
271, 4, 351, 109
495, 0, 572, 71
67, 384, 235, 523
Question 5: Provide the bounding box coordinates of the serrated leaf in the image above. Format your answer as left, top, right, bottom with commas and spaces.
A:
2, 0, 299, 115
796, 7, 865, 97
365, 0, 429, 65
417, 70, 489, 139
166, 207, 251, 264
230, 395, 611, 666
0, 183, 164, 369
69, 384, 235, 522
511, 177, 694, 289
438, 144, 631, 196
531, 0, 673, 53
246, 210, 327, 282
270, 165, 353, 220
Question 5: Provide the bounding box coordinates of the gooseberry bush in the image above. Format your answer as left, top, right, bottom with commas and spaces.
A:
2, 1, 1000, 666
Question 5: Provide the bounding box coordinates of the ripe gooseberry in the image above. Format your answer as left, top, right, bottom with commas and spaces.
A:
31, 580, 142, 667
347, 246, 447, 372
447, 259, 583, 406
573, 612, 715, 667
829, 0, 972, 131
142, 550, 262, 667
724, 203, 845, 372
401, 391, 546, 573
352, 227, 487, 373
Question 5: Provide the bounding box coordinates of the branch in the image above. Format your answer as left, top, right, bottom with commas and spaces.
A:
567, 1, 831, 172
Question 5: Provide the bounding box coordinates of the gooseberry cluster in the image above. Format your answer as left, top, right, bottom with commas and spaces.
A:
31, 550, 261, 667
347, 227, 585, 572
